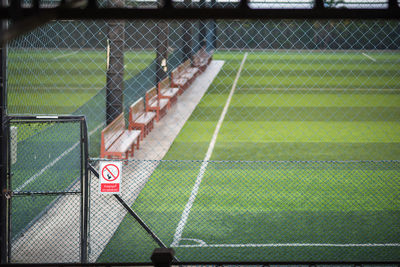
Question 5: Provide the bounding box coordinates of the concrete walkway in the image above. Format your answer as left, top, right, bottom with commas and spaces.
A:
11, 60, 224, 263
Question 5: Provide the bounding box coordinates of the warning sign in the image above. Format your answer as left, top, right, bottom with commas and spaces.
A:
99, 161, 122, 194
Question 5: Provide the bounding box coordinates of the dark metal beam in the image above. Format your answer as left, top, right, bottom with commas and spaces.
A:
0, 0, 8, 261
1, 6, 400, 21
0, 5, 400, 45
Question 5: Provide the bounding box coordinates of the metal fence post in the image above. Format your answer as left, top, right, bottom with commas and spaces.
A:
182, 0, 192, 61
199, 0, 207, 48
106, 0, 125, 125
151, 248, 175, 267
0, 0, 9, 262
211, 0, 217, 50
80, 117, 89, 263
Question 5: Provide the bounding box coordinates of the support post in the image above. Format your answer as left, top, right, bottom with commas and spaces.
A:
151, 248, 175, 267
106, 0, 125, 125
0, 0, 9, 262
198, 0, 207, 48
155, 19, 169, 85
211, 0, 217, 50
182, 0, 192, 61
80, 118, 89, 263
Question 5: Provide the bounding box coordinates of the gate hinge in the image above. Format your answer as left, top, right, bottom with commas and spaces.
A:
2, 189, 12, 199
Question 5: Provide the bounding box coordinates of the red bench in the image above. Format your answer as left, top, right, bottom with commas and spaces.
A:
100, 113, 141, 160
145, 87, 169, 122
171, 60, 199, 94
128, 97, 156, 141
171, 67, 189, 95
193, 47, 213, 73
180, 59, 199, 84
158, 76, 179, 106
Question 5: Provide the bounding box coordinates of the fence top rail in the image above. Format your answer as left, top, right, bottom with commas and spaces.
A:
8, 115, 86, 123
89, 158, 400, 163
17, 260, 400, 266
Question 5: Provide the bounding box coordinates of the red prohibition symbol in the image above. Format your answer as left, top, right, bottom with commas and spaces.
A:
101, 164, 119, 182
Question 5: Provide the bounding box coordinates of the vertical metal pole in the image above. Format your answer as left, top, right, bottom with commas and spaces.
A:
106, 0, 125, 125
211, 0, 217, 50
181, 0, 192, 61
181, 21, 192, 62
389, 0, 399, 9
80, 117, 89, 263
198, 0, 207, 48
151, 248, 175, 267
0, 0, 9, 262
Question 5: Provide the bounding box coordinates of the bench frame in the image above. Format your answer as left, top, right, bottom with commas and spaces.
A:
171, 67, 189, 95
193, 47, 213, 73
128, 97, 156, 140
158, 76, 179, 105
145, 87, 169, 122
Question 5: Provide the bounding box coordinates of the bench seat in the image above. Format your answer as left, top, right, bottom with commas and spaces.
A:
107, 130, 141, 154
171, 77, 188, 94
161, 87, 179, 98
182, 67, 198, 80
135, 112, 156, 125
150, 98, 169, 110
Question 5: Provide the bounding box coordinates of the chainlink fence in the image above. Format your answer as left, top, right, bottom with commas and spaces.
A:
8, 116, 88, 263
88, 159, 400, 263
4, 13, 400, 264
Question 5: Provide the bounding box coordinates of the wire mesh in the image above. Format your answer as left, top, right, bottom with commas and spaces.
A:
5, 15, 400, 264
7, 20, 400, 161
89, 159, 400, 262
9, 118, 85, 263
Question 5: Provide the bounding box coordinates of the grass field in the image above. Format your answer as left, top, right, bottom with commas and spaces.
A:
98, 50, 400, 262
7, 49, 400, 262
7, 49, 155, 240
7, 49, 155, 114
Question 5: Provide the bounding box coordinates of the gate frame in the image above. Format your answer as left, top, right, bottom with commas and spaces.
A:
3, 115, 89, 264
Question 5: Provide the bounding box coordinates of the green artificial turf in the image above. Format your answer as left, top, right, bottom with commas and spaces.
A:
7, 49, 155, 240
7, 48, 400, 262
99, 50, 400, 263
7, 49, 155, 115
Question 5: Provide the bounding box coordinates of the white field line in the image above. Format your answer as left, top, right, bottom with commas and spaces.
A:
362, 52, 377, 62
53, 51, 78, 60
175, 243, 400, 248
171, 52, 248, 247
239, 88, 399, 92
15, 122, 105, 192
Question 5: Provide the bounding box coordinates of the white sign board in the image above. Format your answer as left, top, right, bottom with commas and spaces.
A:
99, 161, 122, 194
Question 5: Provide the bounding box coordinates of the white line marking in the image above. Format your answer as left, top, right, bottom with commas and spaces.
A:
36, 115, 58, 119
171, 52, 248, 247
362, 53, 377, 62
175, 243, 400, 248
16, 122, 105, 192
239, 88, 399, 92
180, 238, 208, 246
53, 51, 78, 60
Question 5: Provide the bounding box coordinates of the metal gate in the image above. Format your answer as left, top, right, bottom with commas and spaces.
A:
5, 115, 89, 264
